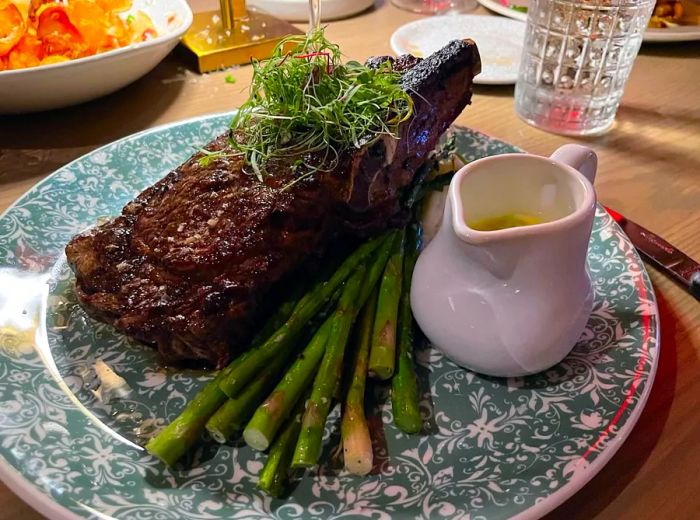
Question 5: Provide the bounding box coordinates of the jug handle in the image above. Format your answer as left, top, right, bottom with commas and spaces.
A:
550, 144, 597, 184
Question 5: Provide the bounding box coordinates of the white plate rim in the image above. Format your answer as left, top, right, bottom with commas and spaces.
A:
515, 318, 659, 518
0, 115, 212, 520
643, 25, 700, 42
476, 0, 700, 42
389, 14, 526, 85
0, 113, 661, 520
250, 0, 375, 22
477, 0, 528, 22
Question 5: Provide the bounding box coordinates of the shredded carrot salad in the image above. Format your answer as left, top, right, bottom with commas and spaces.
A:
0, 0, 157, 71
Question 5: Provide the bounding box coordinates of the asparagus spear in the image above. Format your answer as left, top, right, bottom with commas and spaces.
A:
292, 234, 397, 468
146, 236, 387, 466
145, 370, 228, 466
219, 234, 387, 398
403, 158, 438, 210
249, 278, 309, 348
206, 350, 290, 443
356, 231, 400, 305
205, 277, 328, 444
145, 282, 310, 463
207, 281, 343, 445
243, 319, 331, 451
257, 393, 307, 497
341, 288, 377, 475
291, 265, 366, 468
391, 223, 423, 434
368, 229, 405, 380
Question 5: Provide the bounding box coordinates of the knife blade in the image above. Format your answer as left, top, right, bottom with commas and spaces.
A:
605, 206, 700, 301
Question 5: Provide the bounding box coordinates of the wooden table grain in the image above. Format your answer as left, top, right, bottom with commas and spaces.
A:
1, 1, 699, 519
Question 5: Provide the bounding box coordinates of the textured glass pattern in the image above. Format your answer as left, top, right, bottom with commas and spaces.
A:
515, 0, 655, 135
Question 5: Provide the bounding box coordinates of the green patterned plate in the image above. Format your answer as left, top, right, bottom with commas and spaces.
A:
0, 113, 658, 520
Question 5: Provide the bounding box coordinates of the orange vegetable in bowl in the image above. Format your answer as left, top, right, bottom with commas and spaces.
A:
0, 1, 25, 56
39, 54, 69, 65
0, 0, 158, 71
36, 4, 85, 57
7, 32, 43, 69
96, 0, 132, 12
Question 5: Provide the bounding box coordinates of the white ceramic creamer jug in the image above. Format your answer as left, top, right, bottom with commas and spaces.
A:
411, 145, 598, 377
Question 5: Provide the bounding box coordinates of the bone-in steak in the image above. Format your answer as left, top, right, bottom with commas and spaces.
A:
65, 40, 481, 368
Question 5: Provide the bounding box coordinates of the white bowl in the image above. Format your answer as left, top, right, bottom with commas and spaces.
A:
251, 0, 374, 22
0, 0, 193, 114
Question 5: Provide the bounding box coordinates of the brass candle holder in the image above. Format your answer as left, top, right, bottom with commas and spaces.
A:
179, 0, 303, 73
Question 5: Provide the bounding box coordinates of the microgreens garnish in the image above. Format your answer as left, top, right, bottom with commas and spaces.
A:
228, 28, 414, 187
197, 147, 243, 168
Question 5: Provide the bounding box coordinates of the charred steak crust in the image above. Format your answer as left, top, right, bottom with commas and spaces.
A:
65, 40, 481, 368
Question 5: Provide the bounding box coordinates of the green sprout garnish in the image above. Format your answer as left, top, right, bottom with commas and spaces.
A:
196, 148, 243, 167
225, 74, 236, 84
228, 28, 414, 187
126, 14, 135, 24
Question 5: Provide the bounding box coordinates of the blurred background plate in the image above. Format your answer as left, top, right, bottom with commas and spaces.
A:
390, 15, 525, 84
476, 0, 700, 42
251, 0, 374, 21
644, 24, 700, 42
476, 0, 527, 21
0, 0, 193, 114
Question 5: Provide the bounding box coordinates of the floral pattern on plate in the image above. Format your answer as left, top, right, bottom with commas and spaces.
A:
0, 113, 658, 520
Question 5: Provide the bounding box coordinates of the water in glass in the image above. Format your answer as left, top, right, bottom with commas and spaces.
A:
515, 0, 655, 135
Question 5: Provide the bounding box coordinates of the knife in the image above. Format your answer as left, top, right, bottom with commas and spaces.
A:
605, 206, 700, 301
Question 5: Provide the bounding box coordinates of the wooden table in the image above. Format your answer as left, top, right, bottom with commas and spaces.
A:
1, 1, 699, 518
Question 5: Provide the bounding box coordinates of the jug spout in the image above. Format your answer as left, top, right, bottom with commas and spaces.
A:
550, 144, 597, 185
438, 197, 518, 278
447, 144, 598, 249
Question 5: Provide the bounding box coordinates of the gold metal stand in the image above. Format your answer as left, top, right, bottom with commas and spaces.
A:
179, 0, 303, 73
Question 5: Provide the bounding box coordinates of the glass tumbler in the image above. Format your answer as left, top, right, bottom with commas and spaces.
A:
515, 0, 655, 135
